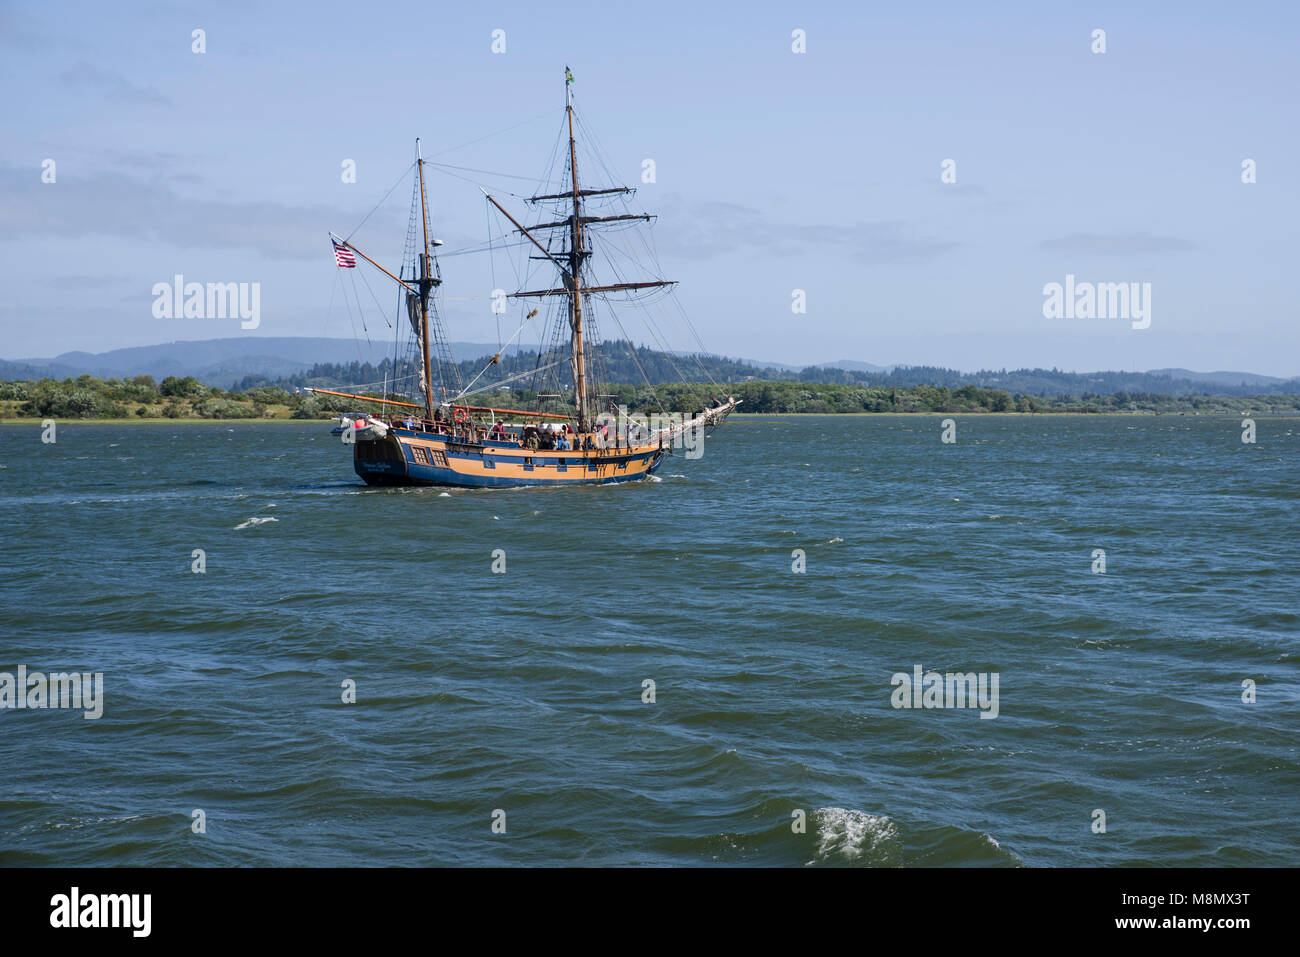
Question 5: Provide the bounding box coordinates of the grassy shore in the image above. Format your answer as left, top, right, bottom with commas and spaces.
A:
5, 411, 1292, 427
9, 374, 1300, 421
0, 417, 305, 425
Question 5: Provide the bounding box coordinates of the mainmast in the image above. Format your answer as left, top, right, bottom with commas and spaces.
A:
564, 70, 590, 432
416, 138, 436, 420
485, 67, 676, 434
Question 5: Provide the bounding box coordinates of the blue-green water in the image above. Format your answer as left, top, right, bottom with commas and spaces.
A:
1, 416, 1296, 866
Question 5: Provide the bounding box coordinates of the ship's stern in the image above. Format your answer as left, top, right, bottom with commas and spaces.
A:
353, 435, 409, 485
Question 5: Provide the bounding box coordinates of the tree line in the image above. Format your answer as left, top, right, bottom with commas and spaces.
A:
230, 340, 1300, 399
2, 373, 1297, 420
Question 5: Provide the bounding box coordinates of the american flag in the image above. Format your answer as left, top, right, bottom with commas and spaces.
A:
332, 239, 357, 268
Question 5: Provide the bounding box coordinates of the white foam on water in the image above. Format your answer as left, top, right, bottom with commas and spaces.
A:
810, 807, 899, 864
41, 813, 146, 832
234, 516, 278, 530
438, 492, 451, 497
827, 537, 843, 544
646, 475, 662, 482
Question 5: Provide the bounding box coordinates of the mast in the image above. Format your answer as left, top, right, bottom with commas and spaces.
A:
565, 70, 590, 432
416, 138, 435, 420
485, 68, 676, 432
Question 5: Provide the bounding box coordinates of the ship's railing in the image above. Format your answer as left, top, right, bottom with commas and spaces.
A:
382, 409, 732, 454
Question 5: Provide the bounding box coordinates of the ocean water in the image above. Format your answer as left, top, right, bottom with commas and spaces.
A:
1, 415, 1296, 867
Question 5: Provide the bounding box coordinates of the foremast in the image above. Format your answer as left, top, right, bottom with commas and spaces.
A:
416, 139, 437, 420
327, 138, 444, 420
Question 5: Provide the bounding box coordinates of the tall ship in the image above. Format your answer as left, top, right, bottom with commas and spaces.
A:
313, 69, 739, 488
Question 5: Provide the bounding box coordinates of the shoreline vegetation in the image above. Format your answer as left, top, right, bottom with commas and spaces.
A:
5, 412, 1297, 428
2, 373, 1298, 422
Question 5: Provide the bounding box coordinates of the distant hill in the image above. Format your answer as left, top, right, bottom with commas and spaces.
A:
1148, 369, 1286, 388
234, 347, 1300, 400
1, 338, 501, 390
812, 359, 894, 374
749, 358, 893, 373
3, 336, 1296, 398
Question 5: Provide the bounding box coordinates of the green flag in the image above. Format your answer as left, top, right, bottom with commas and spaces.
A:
565, 66, 574, 85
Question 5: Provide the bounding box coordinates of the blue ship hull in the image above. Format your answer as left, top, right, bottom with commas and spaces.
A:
353, 429, 668, 488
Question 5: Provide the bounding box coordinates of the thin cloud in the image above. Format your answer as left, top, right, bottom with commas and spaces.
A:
1039, 232, 1197, 254
0, 166, 404, 260
46, 275, 127, 290
97, 149, 204, 184
59, 61, 171, 106
0, 10, 53, 49
664, 197, 959, 263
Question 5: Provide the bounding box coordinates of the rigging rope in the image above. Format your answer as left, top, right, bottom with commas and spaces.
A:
356, 267, 393, 331
423, 109, 555, 160
346, 271, 370, 346
425, 161, 540, 183
345, 161, 415, 243
455, 358, 568, 402
337, 372, 420, 392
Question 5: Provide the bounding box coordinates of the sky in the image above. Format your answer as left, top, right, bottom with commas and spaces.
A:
2, 0, 1297, 375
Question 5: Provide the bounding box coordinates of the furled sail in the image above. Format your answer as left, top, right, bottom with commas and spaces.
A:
406, 293, 428, 395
